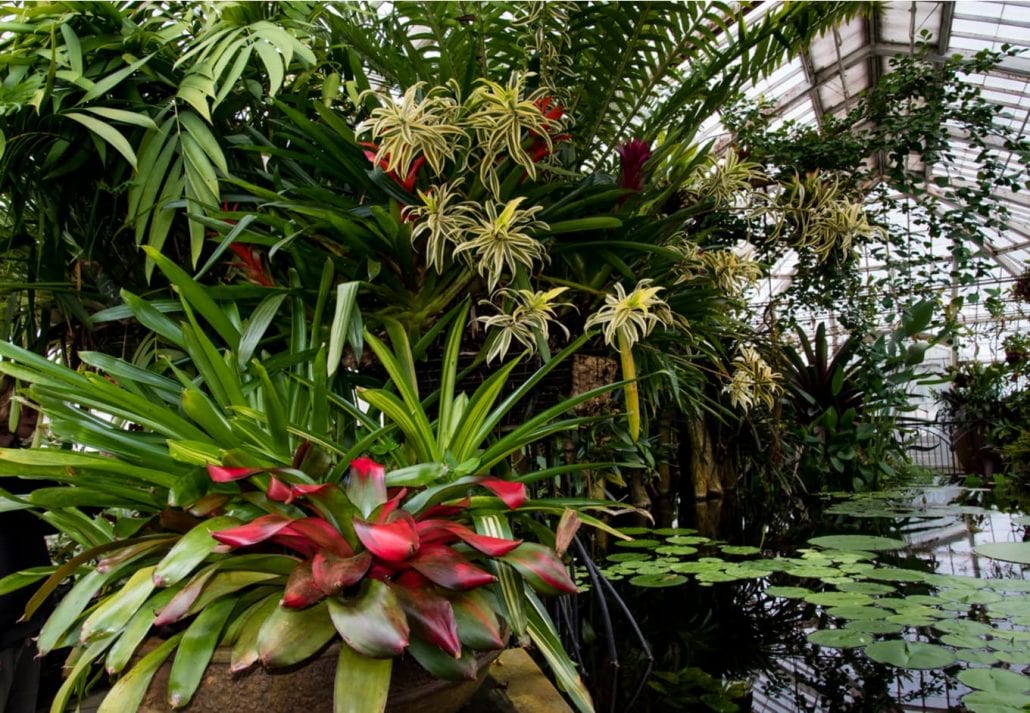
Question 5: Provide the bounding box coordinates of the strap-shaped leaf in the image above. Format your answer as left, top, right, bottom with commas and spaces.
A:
327, 580, 409, 658
474, 514, 527, 638
167, 596, 237, 708
334, 642, 392, 713
526, 591, 594, 713
97, 633, 183, 713
80, 566, 157, 644
153, 515, 240, 587
257, 600, 335, 668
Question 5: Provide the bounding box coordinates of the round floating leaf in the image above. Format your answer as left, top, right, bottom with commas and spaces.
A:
805, 591, 874, 607
606, 552, 650, 563
823, 576, 855, 586
984, 579, 1030, 593
937, 588, 1003, 606
766, 586, 812, 599
670, 562, 720, 574
886, 613, 938, 627
665, 536, 710, 546
629, 573, 686, 588
924, 573, 989, 589
933, 619, 994, 637
957, 668, 1030, 695
845, 620, 905, 635
615, 538, 662, 549
826, 606, 885, 621
956, 650, 1000, 665
973, 542, 1030, 565
696, 570, 742, 583
863, 640, 956, 669
719, 545, 761, 556
839, 563, 876, 574
903, 595, 942, 607
786, 566, 842, 579
655, 545, 698, 557
962, 690, 1030, 713
837, 582, 896, 595
809, 535, 906, 552
730, 564, 773, 578
880, 602, 942, 618
987, 599, 1030, 619
940, 633, 987, 649
807, 628, 872, 649
863, 567, 928, 583
994, 650, 1030, 665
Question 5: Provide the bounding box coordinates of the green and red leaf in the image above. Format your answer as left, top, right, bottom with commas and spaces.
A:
408, 544, 496, 590
393, 572, 461, 657
327, 580, 410, 658
417, 520, 521, 557
354, 512, 419, 562
346, 456, 388, 518
212, 514, 292, 549
478, 478, 526, 509
282, 560, 329, 609
451, 589, 505, 651
501, 543, 577, 595
312, 550, 372, 594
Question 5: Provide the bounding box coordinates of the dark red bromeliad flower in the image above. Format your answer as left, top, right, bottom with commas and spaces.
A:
178, 457, 576, 662
529, 96, 571, 163
618, 138, 652, 191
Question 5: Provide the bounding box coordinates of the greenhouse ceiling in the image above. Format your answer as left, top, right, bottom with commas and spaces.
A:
705, 0, 1030, 280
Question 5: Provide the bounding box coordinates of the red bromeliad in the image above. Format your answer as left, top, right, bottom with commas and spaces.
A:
529, 96, 572, 164
203, 457, 576, 662
360, 142, 426, 192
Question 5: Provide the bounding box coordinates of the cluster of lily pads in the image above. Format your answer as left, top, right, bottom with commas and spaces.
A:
585, 526, 1030, 712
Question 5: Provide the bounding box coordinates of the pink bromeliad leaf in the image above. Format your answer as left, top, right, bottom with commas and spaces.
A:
354, 511, 419, 562
346, 456, 388, 518
153, 568, 216, 626
207, 465, 264, 482
266, 476, 294, 503
501, 542, 577, 595
417, 520, 521, 557
278, 518, 353, 557
408, 544, 496, 590
211, 514, 292, 549
311, 550, 371, 594
282, 560, 328, 609
478, 478, 527, 509
421, 498, 471, 519
393, 572, 461, 657
375, 487, 409, 522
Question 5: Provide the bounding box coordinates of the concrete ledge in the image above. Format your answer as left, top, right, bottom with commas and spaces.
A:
461, 648, 575, 713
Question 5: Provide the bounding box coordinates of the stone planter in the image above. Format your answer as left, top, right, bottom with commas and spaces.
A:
137, 642, 503, 713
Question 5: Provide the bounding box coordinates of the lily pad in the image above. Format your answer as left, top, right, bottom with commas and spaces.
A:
845, 620, 905, 635
863, 640, 956, 669
653, 527, 697, 536
806, 628, 873, 649
974, 542, 1030, 565
615, 538, 662, 549
863, 567, 928, 583
654, 545, 698, 557
808, 535, 906, 551
665, 535, 710, 546
719, 545, 761, 556
606, 552, 650, 562
826, 606, 885, 621
886, 613, 938, 627
939, 632, 987, 649
955, 650, 1000, 665
628, 573, 687, 588
988, 600, 1030, 619
765, 586, 812, 599
670, 562, 720, 574
836, 581, 895, 595
696, 570, 743, 583
804, 591, 874, 607
994, 650, 1030, 665
937, 588, 1003, 605
933, 619, 994, 637
785, 565, 842, 579
962, 691, 1030, 713
957, 668, 1030, 695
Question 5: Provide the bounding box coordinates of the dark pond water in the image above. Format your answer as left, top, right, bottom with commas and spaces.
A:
569, 479, 1030, 712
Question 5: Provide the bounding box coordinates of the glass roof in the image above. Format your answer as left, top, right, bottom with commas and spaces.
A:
706, 1, 1030, 367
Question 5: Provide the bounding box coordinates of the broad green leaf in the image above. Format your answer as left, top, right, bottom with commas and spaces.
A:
257, 601, 335, 668
327, 282, 359, 377
863, 640, 956, 669
327, 580, 409, 658
167, 596, 237, 708
80, 566, 157, 643
105, 587, 180, 675
334, 643, 392, 713
974, 542, 1030, 565
238, 292, 288, 369
97, 633, 183, 713
153, 516, 240, 588
82, 106, 158, 130
80, 53, 154, 102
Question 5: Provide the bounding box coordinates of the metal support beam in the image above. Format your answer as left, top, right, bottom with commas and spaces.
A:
798, 49, 826, 129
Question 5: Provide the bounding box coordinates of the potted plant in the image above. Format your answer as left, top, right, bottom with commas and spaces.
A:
0, 253, 621, 713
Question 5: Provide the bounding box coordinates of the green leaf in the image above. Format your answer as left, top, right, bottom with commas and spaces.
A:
806, 628, 873, 649
973, 542, 1030, 565
168, 596, 237, 708
64, 112, 138, 168
143, 247, 240, 349
863, 640, 956, 669
80, 566, 158, 643
97, 633, 183, 713
105, 587, 180, 674
257, 601, 335, 668
81, 53, 153, 103
327, 282, 359, 376
238, 292, 288, 369
0, 566, 54, 597
525, 591, 594, 713
81, 106, 158, 130
328, 580, 409, 658
333, 643, 392, 713
153, 516, 240, 588
808, 535, 906, 551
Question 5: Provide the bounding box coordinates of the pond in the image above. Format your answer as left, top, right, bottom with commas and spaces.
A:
569, 478, 1030, 712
